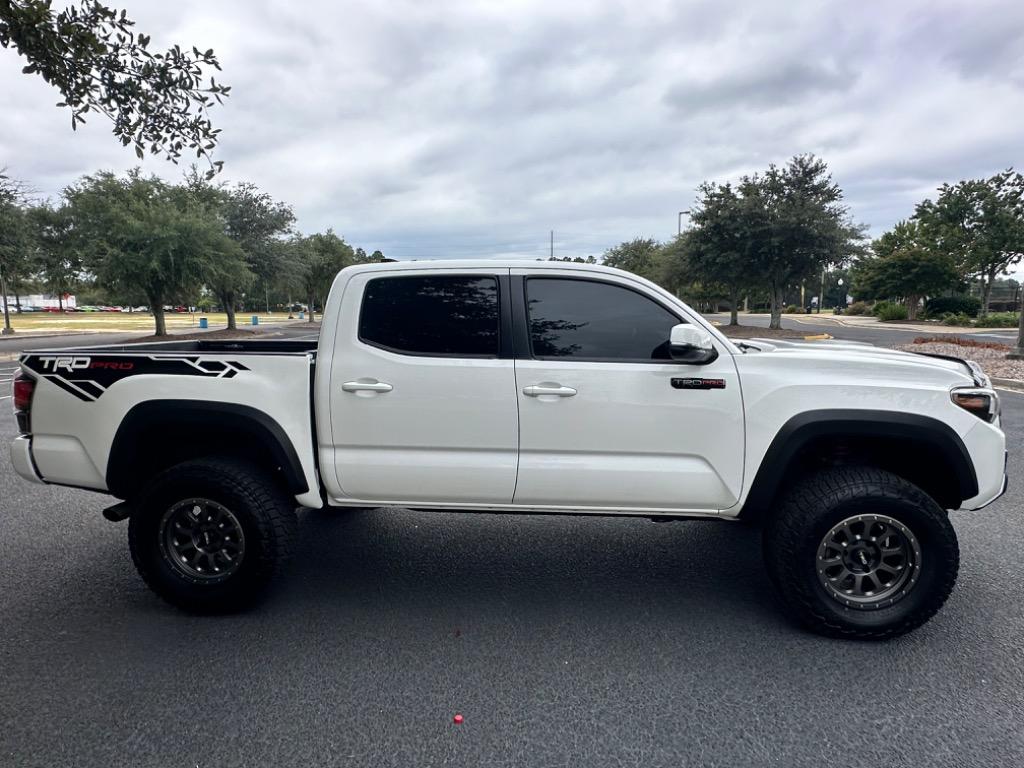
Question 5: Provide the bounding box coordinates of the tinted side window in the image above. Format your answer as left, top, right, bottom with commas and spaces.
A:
526, 278, 680, 361
359, 276, 500, 356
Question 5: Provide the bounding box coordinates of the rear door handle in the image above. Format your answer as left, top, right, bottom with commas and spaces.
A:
342, 379, 393, 393
523, 383, 577, 397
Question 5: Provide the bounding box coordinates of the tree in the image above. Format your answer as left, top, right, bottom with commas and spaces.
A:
683, 183, 754, 325
182, 172, 294, 327
852, 220, 958, 320
0, 1, 229, 175
735, 155, 864, 329
549, 255, 597, 264
200, 235, 252, 329
26, 203, 81, 311
64, 170, 241, 335
601, 238, 662, 281
297, 231, 355, 322
0, 170, 31, 334
370, 250, 386, 262
915, 170, 1024, 317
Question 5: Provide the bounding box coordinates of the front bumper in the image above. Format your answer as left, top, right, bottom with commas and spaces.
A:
962, 460, 1007, 511
959, 442, 1007, 511
10, 436, 45, 484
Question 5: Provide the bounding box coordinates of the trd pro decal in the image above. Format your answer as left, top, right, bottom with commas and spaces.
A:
671, 377, 726, 390
22, 355, 249, 402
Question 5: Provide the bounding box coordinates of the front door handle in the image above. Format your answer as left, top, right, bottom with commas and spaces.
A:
342, 379, 393, 393
523, 383, 577, 398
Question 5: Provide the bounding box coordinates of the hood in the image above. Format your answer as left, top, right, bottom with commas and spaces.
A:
730, 337, 988, 387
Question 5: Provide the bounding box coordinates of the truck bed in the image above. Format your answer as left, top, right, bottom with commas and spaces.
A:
17, 336, 322, 507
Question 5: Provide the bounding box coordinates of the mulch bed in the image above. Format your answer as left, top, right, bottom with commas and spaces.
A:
898, 339, 1024, 381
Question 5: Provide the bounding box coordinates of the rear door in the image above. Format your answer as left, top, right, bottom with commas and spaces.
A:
327, 268, 519, 505
511, 270, 744, 512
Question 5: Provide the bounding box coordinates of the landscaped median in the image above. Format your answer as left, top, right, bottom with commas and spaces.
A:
898, 337, 1024, 391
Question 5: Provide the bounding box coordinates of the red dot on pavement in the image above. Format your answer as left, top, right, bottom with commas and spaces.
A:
453, 714, 464, 725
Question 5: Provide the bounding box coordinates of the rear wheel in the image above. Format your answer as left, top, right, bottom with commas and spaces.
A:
763, 467, 959, 639
129, 458, 297, 613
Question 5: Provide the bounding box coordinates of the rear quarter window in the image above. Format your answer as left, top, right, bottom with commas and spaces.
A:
358, 275, 500, 357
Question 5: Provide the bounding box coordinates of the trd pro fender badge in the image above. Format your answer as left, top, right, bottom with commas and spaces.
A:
671, 377, 726, 390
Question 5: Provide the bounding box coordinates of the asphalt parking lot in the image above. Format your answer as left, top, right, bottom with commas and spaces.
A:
1, 362, 1023, 766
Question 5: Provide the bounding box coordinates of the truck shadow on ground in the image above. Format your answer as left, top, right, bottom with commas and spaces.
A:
266, 506, 786, 632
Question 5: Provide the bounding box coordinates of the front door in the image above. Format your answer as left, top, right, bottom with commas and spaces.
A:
327, 269, 519, 505
511, 271, 744, 512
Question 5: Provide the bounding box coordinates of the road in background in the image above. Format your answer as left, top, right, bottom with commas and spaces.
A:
1, 382, 1022, 765
705, 313, 1019, 346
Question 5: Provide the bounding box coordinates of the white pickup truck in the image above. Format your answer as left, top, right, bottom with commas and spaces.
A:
9, 260, 1007, 638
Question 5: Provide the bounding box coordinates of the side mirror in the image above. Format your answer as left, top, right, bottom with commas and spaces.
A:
669, 324, 719, 365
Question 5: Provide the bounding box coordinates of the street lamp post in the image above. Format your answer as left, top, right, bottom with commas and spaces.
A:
678, 210, 690, 236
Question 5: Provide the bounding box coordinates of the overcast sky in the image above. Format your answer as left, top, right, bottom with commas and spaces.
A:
2, 0, 1023, 262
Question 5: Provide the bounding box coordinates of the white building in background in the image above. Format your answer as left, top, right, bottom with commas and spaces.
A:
3, 294, 77, 310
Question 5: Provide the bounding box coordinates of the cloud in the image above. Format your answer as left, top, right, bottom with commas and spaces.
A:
1, 0, 1022, 263
663, 61, 858, 115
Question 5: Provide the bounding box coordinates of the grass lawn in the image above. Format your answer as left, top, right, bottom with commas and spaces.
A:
2, 311, 296, 333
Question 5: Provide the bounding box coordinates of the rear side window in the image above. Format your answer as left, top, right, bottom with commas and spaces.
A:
526, 278, 681, 361
359, 275, 500, 357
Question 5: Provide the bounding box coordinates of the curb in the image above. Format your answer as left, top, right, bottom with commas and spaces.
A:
991, 377, 1024, 393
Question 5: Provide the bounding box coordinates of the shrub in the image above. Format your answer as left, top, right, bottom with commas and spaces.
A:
846, 301, 869, 315
871, 300, 895, 317
980, 312, 1019, 328
876, 303, 908, 321
926, 296, 981, 318
784, 304, 799, 314
940, 312, 974, 326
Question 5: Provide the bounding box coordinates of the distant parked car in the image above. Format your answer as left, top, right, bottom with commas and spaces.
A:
79, 306, 99, 312
42, 307, 63, 313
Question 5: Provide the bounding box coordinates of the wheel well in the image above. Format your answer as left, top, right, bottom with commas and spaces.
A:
107, 401, 308, 500
741, 411, 978, 521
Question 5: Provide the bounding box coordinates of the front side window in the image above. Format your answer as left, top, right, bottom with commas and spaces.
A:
526, 278, 681, 361
359, 275, 500, 356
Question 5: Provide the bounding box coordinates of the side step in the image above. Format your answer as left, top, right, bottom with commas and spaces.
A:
102, 501, 134, 522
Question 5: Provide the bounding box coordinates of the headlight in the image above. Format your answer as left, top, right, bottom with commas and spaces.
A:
951, 386, 999, 423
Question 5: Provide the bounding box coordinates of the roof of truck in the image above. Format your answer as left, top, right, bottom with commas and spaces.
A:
346, 258, 623, 274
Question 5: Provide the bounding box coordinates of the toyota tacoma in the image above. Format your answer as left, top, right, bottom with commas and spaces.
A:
9, 261, 1007, 638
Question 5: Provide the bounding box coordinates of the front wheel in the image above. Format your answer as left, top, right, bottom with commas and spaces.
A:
128, 458, 297, 613
763, 467, 959, 640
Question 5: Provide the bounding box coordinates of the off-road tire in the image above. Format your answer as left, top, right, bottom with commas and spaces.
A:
763, 467, 959, 640
129, 458, 297, 613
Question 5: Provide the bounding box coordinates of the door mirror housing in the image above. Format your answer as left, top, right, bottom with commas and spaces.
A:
669, 324, 718, 365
